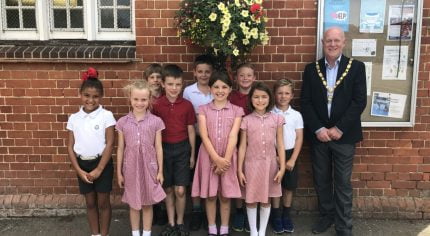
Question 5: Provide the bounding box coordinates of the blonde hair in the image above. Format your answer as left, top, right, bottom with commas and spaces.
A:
123, 80, 152, 98
273, 78, 294, 93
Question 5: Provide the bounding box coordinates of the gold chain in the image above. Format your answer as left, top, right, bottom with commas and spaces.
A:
316, 58, 353, 96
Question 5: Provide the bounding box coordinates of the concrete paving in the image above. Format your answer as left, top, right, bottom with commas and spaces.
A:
0, 211, 429, 236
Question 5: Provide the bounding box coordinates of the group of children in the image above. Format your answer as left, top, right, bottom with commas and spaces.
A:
67, 55, 303, 236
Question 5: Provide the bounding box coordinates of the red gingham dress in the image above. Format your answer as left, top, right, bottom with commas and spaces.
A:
116, 112, 166, 209
240, 112, 285, 204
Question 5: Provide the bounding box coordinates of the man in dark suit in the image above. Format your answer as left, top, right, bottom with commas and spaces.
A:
300, 27, 367, 236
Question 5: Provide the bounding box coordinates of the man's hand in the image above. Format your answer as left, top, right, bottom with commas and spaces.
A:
328, 127, 343, 140
316, 127, 331, 142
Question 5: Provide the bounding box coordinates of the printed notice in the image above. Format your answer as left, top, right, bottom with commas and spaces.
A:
387, 5, 414, 41
371, 92, 406, 118
364, 62, 372, 96
382, 46, 408, 80
352, 39, 377, 57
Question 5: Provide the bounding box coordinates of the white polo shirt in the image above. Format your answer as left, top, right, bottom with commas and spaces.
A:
66, 106, 116, 157
183, 82, 213, 114
272, 106, 304, 150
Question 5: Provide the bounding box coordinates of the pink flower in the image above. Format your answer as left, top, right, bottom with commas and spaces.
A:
250, 3, 261, 14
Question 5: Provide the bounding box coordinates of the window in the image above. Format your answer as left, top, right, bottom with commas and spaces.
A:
0, 0, 135, 41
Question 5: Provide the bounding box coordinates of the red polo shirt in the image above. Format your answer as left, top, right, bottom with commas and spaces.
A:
152, 95, 196, 143
229, 90, 250, 115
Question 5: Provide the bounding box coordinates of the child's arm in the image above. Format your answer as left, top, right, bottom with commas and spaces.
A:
237, 129, 247, 187
286, 128, 303, 171
67, 131, 91, 183
187, 125, 196, 169
198, 113, 231, 170
88, 126, 115, 181
274, 126, 286, 183
116, 131, 125, 188
155, 129, 164, 185
223, 116, 242, 163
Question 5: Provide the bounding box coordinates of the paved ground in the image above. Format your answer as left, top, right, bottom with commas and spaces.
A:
0, 211, 429, 236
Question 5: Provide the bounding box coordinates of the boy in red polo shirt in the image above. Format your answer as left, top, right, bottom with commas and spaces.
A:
153, 64, 196, 236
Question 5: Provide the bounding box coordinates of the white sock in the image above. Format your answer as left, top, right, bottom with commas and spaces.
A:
142, 230, 151, 236
258, 206, 271, 236
132, 230, 140, 236
246, 207, 258, 236
91, 234, 101, 236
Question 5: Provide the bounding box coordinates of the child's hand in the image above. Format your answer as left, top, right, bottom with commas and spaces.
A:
213, 166, 226, 175
215, 157, 230, 172
78, 170, 92, 184
88, 168, 102, 181
117, 174, 124, 188
189, 156, 195, 169
273, 170, 284, 184
286, 159, 296, 172
238, 171, 247, 187
157, 172, 164, 185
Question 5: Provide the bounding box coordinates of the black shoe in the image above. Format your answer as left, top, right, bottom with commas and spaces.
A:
336, 228, 352, 236
176, 224, 190, 236
189, 210, 202, 231
312, 217, 334, 234
160, 224, 177, 236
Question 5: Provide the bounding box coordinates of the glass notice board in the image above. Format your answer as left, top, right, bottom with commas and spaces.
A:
316, 0, 423, 127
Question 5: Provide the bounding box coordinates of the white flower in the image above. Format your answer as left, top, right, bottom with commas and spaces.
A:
255, 0, 263, 4
241, 10, 249, 17
218, 2, 226, 10
243, 38, 250, 45
209, 13, 217, 21
230, 33, 236, 41
250, 28, 259, 39
233, 48, 239, 56
196, 19, 200, 23
235, 0, 241, 7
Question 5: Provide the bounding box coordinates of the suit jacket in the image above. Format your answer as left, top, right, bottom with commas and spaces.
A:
300, 55, 367, 144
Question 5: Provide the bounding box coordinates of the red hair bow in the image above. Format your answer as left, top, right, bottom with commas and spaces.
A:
81, 67, 98, 81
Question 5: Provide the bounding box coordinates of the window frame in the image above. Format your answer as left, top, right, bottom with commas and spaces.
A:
0, 0, 135, 41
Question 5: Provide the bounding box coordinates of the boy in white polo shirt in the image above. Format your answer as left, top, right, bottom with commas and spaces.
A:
271, 79, 303, 234
183, 54, 214, 230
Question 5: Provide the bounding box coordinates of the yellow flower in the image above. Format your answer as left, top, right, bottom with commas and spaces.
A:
230, 33, 236, 41
240, 22, 247, 29
250, 28, 258, 39
255, 0, 262, 4
209, 13, 217, 21
235, 0, 240, 7
233, 48, 239, 56
228, 40, 233, 46
196, 19, 200, 23
241, 10, 249, 17
222, 24, 229, 32
218, 2, 226, 10
243, 38, 250, 45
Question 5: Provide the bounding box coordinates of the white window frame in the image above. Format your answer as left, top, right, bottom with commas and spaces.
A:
0, 0, 135, 41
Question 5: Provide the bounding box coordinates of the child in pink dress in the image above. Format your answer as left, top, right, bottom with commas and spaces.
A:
116, 80, 166, 236
192, 71, 244, 236
238, 82, 286, 236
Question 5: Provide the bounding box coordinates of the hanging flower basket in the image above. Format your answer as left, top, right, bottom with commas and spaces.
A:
175, 0, 269, 70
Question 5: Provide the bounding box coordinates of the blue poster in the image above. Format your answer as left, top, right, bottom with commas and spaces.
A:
324, 0, 350, 32
360, 0, 386, 33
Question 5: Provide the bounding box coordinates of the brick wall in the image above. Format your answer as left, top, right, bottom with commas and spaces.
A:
0, 0, 429, 218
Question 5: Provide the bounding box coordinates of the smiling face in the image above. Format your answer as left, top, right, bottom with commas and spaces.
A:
251, 89, 270, 114
275, 85, 294, 110
194, 63, 213, 86
210, 79, 232, 103
130, 88, 151, 113
80, 87, 101, 113
162, 76, 183, 101
322, 27, 346, 64
147, 72, 162, 90
236, 66, 256, 92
